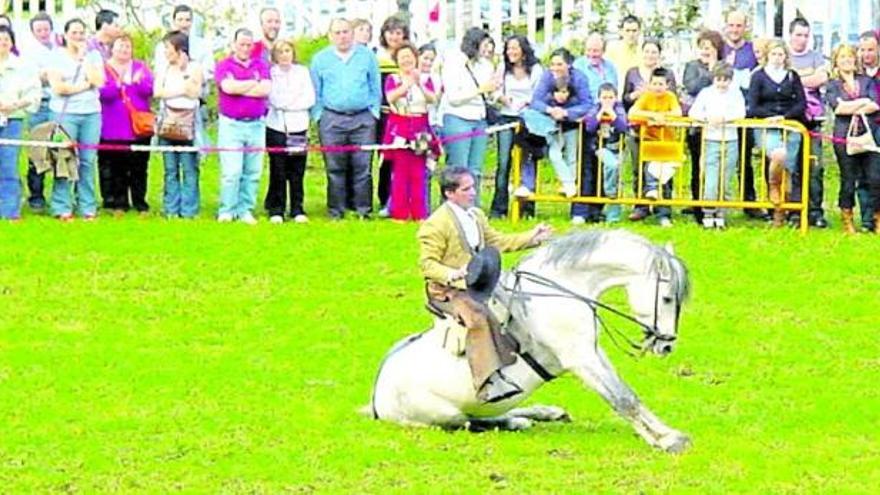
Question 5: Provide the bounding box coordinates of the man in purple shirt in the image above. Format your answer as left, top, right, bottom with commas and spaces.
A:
87, 9, 121, 61
721, 9, 765, 219
215, 28, 272, 224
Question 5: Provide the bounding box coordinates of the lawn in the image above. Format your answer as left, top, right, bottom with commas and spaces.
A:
1, 145, 878, 493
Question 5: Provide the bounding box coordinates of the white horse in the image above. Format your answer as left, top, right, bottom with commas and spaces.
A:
368, 230, 692, 453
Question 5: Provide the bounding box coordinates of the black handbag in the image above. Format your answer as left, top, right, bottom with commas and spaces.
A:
465, 63, 501, 125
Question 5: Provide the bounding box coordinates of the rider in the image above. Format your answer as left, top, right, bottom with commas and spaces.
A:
418, 166, 553, 402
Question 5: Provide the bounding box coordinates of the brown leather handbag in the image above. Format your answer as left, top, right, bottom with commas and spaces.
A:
157, 104, 196, 142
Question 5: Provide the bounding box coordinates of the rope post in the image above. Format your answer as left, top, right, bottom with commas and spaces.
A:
511, 137, 522, 224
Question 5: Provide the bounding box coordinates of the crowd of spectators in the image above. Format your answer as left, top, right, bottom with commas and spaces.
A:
0, 5, 878, 233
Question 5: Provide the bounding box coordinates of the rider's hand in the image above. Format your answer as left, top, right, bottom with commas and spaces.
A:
530, 223, 554, 245
447, 267, 468, 283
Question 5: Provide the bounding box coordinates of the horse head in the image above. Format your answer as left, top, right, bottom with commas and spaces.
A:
623, 241, 689, 356
512, 230, 690, 357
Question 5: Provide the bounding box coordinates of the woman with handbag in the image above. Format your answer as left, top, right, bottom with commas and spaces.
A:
0, 26, 41, 220
826, 44, 880, 233
99, 33, 154, 215
489, 35, 543, 219
440, 27, 498, 207
264, 38, 314, 224
153, 30, 202, 219
383, 43, 441, 221
46, 18, 105, 221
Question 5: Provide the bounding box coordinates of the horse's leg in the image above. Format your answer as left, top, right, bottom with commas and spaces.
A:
569, 349, 690, 453
505, 405, 571, 423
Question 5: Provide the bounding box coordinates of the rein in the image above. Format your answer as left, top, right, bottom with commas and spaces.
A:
505, 270, 679, 359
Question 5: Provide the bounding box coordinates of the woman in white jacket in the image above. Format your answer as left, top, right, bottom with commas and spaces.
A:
265, 38, 315, 224
440, 27, 498, 206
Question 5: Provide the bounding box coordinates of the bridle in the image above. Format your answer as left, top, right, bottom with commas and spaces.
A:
505, 270, 681, 358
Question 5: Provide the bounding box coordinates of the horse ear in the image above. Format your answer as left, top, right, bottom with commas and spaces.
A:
664, 242, 675, 256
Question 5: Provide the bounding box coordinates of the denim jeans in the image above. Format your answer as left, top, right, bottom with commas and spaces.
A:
161, 138, 200, 218
26, 100, 51, 207
217, 116, 265, 218
599, 147, 621, 221
490, 116, 519, 216
0, 118, 24, 219
548, 128, 578, 186
703, 140, 738, 217
801, 121, 825, 219
754, 127, 803, 204
50, 112, 101, 217
443, 114, 488, 206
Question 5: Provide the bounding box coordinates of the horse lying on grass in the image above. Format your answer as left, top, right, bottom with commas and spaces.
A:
367, 230, 692, 453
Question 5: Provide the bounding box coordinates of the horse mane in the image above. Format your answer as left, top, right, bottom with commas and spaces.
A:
527, 229, 691, 301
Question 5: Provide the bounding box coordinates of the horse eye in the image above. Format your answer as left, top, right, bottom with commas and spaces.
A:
662, 296, 674, 304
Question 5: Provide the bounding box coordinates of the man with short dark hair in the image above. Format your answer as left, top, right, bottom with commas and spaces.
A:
152, 4, 214, 82
788, 17, 829, 228
251, 7, 281, 62
606, 14, 641, 93
23, 11, 60, 210
310, 18, 381, 220
215, 28, 271, 224
418, 166, 552, 403
88, 8, 121, 60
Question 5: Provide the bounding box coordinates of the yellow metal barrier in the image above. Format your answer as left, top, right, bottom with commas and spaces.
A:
509, 116, 811, 234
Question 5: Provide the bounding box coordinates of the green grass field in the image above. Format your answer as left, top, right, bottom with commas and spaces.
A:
1, 147, 879, 493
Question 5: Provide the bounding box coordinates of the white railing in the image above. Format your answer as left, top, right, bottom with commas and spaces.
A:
7, 0, 76, 19
5, 0, 876, 59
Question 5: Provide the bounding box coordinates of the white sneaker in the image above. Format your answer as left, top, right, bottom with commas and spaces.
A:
562, 183, 577, 198
377, 207, 390, 218
645, 189, 659, 200
659, 217, 673, 228
269, 215, 284, 224
217, 213, 234, 223
714, 217, 726, 229
571, 215, 586, 225
240, 212, 258, 225
702, 217, 714, 229
293, 214, 309, 224
513, 186, 533, 198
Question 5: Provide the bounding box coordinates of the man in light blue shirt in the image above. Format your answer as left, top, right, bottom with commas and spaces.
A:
310, 18, 381, 219
573, 33, 619, 100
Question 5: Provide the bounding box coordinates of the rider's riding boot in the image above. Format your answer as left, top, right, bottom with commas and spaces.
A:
450, 293, 521, 403
841, 208, 856, 234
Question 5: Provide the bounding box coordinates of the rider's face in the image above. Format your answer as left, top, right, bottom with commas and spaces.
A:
446, 174, 477, 208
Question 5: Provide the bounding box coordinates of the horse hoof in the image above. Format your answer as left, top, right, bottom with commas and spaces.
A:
507, 417, 533, 431
661, 433, 691, 454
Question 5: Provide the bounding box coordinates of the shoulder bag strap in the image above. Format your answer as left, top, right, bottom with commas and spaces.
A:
464, 62, 491, 109
55, 62, 83, 125
106, 63, 139, 115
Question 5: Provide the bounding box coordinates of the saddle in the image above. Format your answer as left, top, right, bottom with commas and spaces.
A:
435, 292, 514, 357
